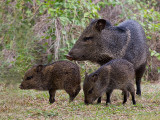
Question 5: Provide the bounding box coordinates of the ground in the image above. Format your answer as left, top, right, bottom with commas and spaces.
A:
0, 77, 160, 120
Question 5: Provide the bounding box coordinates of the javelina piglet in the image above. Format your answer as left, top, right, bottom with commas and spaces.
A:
83, 59, 136, 105
20, 61, 81, 103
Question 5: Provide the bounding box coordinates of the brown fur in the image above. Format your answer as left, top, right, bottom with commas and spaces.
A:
83, 59, 136, 105
67, 19, 149, 96
20, 61, 81, 103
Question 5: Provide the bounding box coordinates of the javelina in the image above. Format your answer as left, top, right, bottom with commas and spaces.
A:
83, 59, 136, 105
20, 61, 81, 103
66, 19, 148, 97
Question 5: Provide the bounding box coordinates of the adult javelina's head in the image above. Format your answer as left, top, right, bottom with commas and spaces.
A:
83, 72, 106, 104
66, 19, 112, 63
20, 65, 45, 90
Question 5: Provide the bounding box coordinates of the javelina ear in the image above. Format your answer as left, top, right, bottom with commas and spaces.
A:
96, 19, 111, 32
92, 73, 98, 83
36, 65, 44, 72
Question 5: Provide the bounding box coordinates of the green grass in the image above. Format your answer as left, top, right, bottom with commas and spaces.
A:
0, 78, 160, 120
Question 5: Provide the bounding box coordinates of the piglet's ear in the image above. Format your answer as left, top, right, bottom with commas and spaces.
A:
96, 19, 111, 32
35, 65, 44, 72
92, 73, 98, 83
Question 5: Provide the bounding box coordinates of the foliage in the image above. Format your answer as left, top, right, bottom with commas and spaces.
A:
0, 0, 39, 76
0, 0, 103, 76
118, 0, 160, 74
150, 49, 160, 61
0, 0, 159, 78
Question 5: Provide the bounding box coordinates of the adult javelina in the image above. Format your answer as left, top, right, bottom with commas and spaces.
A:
66, 19, 148, 96
83, 59, 136, 105
20, 61, 81, 103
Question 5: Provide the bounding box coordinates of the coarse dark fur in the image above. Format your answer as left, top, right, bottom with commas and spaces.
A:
83, 59, 136, 105
20, 61, 81, 104
67, 19, 148, 98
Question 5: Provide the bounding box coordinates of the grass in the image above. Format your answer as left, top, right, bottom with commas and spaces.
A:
0, 78, 160, 120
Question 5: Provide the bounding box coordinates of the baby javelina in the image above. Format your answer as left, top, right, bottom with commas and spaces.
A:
83, 59, 136, 105
20, 61, 81, 104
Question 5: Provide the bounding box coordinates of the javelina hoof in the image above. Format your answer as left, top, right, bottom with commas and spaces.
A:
69, 96, 75, 102
106, 102, 110, 106
133, 101, 136, 105
97, 97, 101, 104
84, 100, 89, 105
49, 98, 55, 104
136, 91, 141, 96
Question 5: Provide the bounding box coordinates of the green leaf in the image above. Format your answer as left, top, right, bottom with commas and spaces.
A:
157, 55, 160, 61
154, 53, 160, 57
84, 12, 90, 18
147, 36, 151, 39
150, 50, 156, 56
59, 17, 70, 25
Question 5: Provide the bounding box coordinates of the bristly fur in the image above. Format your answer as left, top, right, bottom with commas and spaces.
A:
20, 60, 81, 104
68, 19, 148, 96
83, 59, 136, 105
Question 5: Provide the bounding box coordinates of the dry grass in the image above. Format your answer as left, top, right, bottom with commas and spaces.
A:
0, 78, 160, 120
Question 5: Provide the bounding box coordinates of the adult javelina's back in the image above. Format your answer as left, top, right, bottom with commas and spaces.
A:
83, 59, 136, 105
66, 19, 148, 96
20, 61, 81, 103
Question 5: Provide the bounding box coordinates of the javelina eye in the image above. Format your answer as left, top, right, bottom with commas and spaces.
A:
83, 37, 93, 41
26, 76, 33, 80
88, 88, 93, 94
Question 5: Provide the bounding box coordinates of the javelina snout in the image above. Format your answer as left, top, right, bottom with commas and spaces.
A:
20, 61, 81, 104
84, 100, 89, 105
19, 84, 32, 89
19, 84, 23, 89
84, 96, 97, 105
66, 48, 86, 61
66, 54, 73, 61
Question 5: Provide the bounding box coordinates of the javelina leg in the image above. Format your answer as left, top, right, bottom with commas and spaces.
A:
74, 85, 81, 98
66, 89, 76, 102
135, 63, 146, 96
49, 89, 56, 104
128, 85, 136, 105
64, 84, 75, 102
97, 97, 101, 104
122, 91, 130, 98
69, 93, 75, 102
106, 89, 113, 105
130, 91, 136, 105
122, 90, 128, 104
68, 85, 81, 102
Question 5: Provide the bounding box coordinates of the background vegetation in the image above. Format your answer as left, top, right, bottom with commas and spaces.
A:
0, 0, 160, 80
0, 0, 160, 119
